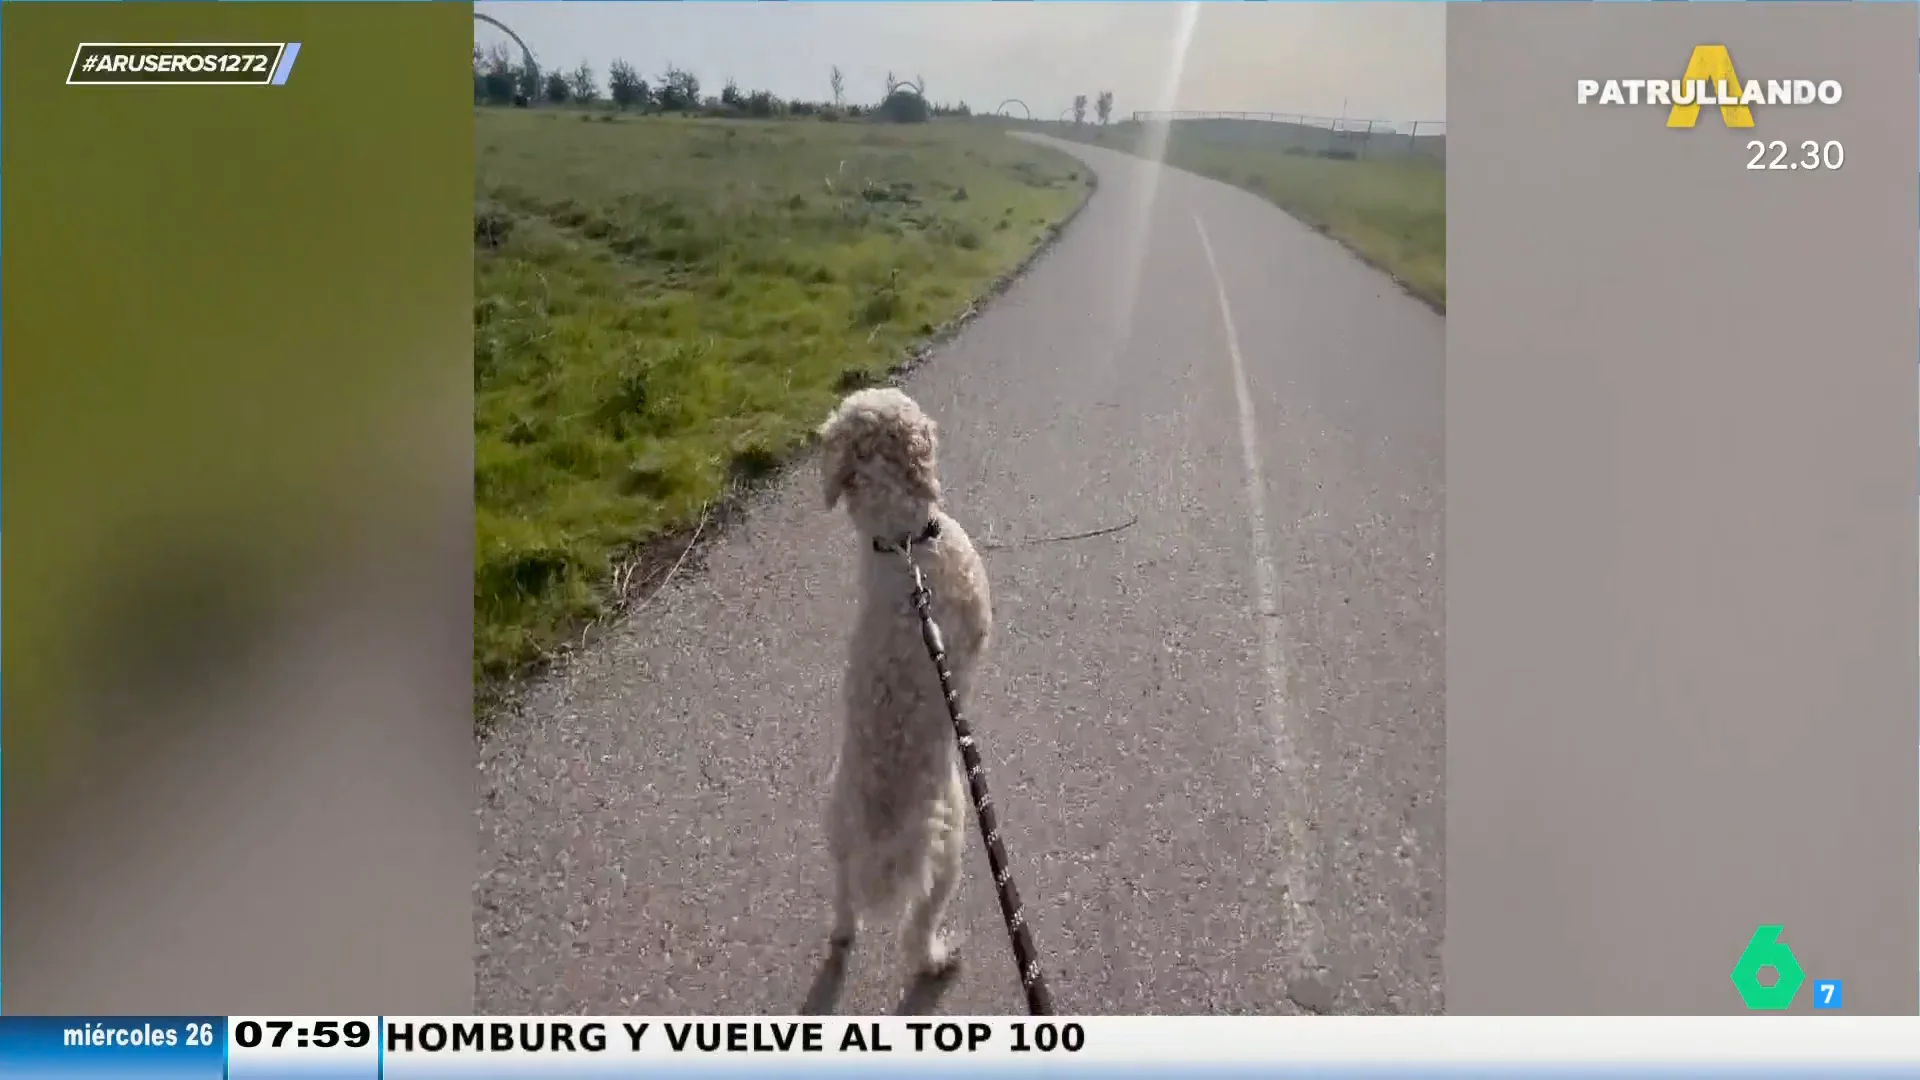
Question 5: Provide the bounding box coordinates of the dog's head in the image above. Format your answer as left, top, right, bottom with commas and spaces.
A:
818, 388, 942, 536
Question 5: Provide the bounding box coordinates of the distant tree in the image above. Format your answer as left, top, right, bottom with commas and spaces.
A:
1072, 93, 1089, 126
515, 62, 541, 106
721, 78, 744, 110
1096, 90, 1114, 126
567, 62, 598, 104
543, 70, 570, 104
878, 72, 930, 123
746, 89, 778, 118
478, 43, 518, 106
608, 59, 647, 109
829, 65, 845, 108
657, 65, 700, 112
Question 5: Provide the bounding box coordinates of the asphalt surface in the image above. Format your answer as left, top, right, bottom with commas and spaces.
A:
476, 134, 1444, 1016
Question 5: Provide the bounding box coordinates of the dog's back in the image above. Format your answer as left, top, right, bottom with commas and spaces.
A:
817, 389, 990, 977
831, 516, 985, 914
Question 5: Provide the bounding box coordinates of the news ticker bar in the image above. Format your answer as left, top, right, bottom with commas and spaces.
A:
0, 1016, 1911, 1080
65, 43, 303, 87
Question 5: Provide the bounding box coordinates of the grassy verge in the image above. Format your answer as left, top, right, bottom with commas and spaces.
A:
474, 110, 1089, 688
1042, 119, 1444, 311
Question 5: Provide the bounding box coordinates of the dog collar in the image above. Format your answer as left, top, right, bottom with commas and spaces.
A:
872, 518, 941, 555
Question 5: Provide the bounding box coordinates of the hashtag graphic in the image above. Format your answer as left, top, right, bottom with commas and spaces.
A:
70, 42, 290, 85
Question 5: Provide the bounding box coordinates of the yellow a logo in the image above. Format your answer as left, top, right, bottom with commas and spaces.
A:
1668, 45, 1755, 129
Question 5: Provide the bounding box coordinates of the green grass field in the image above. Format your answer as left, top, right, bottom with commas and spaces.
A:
1045, 120, 1445, 311
474, 110, 1089, 686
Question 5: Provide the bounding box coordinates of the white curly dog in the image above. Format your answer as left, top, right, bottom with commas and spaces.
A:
817, 387, 992, 983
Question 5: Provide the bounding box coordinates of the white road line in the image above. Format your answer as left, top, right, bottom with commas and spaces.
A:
1192, 217, 1285, 705
1194, 213, 1328, 997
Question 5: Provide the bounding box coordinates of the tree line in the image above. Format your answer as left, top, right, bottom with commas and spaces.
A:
1071, 91, 1116, 126
473, 47, 977, 124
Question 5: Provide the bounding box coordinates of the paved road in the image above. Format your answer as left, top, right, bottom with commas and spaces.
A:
477, 135, 1444, 1016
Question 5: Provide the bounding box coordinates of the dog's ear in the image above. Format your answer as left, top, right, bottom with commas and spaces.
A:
820, 421, 855, 509
903, 419, 941, 503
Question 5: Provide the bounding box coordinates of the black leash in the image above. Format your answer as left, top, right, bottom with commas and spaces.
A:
875, 521, 1056, 1016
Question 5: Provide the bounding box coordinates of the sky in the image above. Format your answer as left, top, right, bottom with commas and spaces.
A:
474, 2, 1447, 125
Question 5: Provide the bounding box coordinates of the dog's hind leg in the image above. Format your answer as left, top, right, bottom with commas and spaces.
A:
899, 795, 964, 978
826, 773, 864, 949
830, 852, 861, 949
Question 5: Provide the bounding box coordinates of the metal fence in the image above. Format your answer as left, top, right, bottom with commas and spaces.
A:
1128, 110, 1446, 164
